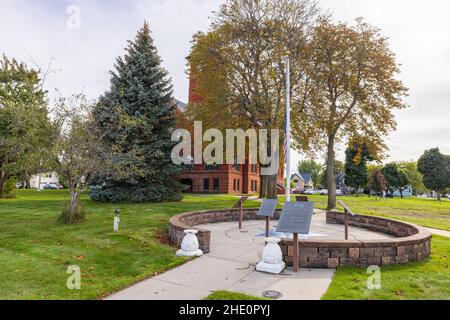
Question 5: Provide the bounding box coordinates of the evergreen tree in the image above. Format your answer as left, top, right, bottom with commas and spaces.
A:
91, 22, 183, 203
344, 142, 372, 193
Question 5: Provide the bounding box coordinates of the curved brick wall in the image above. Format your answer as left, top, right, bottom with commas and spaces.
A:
169, 209, 281, 253
168, 209, 432, 268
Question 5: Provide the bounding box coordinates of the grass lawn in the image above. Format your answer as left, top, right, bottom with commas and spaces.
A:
204, 291, 268, 300
0, 190, 260, 300
281, 195, 450, 231
323, 235, 450, 300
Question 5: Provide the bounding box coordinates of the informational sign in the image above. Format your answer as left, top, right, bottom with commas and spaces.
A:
233, 196, 248, 209
276, 202, 314, 235
338, 200, 355, 216
257, 199, 278, 218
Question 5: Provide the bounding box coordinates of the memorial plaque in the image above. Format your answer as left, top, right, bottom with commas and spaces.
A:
276, 202, 314, 234
338, 200, 355, 216
257, 199, 278, 218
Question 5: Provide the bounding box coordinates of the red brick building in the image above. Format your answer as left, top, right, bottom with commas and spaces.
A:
172, 79, 284, 195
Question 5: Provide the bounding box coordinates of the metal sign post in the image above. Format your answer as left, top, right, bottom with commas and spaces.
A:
338, 200, 355, 241
233, 197, 248, 229
277, 202, 314, 273
257, 199, 278, 237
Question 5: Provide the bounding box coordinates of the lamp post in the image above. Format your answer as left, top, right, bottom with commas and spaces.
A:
285, 56, 291, 203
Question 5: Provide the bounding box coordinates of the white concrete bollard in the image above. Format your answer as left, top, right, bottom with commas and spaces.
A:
176, 230, 203, 257
113, 209, 120, 232
256, 237, 286, 274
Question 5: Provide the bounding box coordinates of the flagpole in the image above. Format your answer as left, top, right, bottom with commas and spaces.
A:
285, 56, 291, 203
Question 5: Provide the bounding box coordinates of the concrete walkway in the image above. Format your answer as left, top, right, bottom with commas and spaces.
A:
427, 227, 450, 238
106, 211, 399, 301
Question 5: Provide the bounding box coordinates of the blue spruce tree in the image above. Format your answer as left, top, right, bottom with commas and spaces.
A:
91, 22, 183, 203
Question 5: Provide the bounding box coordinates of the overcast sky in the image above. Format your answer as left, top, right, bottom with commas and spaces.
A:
1, 0, 449, 171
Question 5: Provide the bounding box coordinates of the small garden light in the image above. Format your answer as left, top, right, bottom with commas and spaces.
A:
113, 209, 120, 232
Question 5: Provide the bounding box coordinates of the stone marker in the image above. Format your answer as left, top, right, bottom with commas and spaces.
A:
256, 237, 286, 274
176, 230, 203, 257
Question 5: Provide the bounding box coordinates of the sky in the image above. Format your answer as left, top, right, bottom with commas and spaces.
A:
1, 0, 449, 172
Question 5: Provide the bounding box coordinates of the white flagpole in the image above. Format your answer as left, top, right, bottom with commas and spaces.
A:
285, 56, 291, 203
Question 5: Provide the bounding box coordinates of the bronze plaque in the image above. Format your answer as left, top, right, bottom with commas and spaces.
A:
257, 199, 278, 217
276, 202, 314, 234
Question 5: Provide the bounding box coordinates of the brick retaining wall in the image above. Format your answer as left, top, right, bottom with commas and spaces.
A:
169, 209, 281, 253
168, 209, 432, 267
280, 212, 432, 268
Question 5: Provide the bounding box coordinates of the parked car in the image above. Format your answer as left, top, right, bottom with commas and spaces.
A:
43, 183, 61, 190
303, 189, 315, 195
292, 188, 303, 194
336, 189, 343, 196
319, 189, 328, 195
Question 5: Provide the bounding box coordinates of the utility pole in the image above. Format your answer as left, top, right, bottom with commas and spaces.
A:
285, 56, 291, 203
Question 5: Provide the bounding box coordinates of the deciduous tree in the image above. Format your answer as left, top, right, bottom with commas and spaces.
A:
188, 0, 320, 199
0, 55, 53, 197
382, 162, 409, 199
292, 18, 408, 209
297, 159, 322, 188
418, 148, 450, 200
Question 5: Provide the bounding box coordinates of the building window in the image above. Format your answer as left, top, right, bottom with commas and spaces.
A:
255, 180, 258, 191
205, 164, 220, 171
233, 157, 240, 171
251, 164, 257, 173
237, 179, 240, 191
203, 178, 210, 191
213, 178, 220, 191
233, 179, 236, 191
251, 180, 254, 191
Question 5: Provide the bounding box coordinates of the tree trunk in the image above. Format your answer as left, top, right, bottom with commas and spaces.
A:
70, 189, 79, 215
266, 174, 278, 199
0, 171, 8, 196
25, 174, 31, 189
259, 174, 267, 199
400, 189, 404, 199
326, 135, 336, 210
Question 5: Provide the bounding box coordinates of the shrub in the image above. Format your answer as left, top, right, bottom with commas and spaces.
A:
1, 177, 17, 198
58, 203, 86, 224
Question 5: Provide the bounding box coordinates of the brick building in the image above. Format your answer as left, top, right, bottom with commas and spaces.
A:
172, 79, 284, 195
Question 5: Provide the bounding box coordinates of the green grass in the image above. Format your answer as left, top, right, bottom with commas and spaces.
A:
282, 195, 450, 231
0, 190, 259, 300
322, 235, 450, 300
204, 291, 268, 300
2, 191, 450, 300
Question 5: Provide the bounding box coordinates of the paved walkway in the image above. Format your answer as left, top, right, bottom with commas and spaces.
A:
427, 227, 450, 238
106, 211, 396, 301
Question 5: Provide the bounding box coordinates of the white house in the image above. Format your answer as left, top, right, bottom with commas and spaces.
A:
29, 172, 60, 189
291, 173, 315, 192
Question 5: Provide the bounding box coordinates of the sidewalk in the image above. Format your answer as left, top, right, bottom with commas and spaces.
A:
106, 218, 335, 300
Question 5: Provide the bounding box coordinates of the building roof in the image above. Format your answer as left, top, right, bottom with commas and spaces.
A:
173, 98, 187, 113
290, 173, 304, 181
300, 173, 312, 182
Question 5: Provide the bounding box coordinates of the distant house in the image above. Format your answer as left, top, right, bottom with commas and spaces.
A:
28, 172, 60, 189
291, 173, 305, 191
299, 173, 314, 190
392, 186, 413, 198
